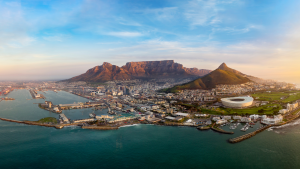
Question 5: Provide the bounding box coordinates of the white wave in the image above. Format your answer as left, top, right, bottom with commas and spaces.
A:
119, 124, 140, 128
272, 118, 300, 129
64, 125, 80, 129
274, 130, 285, 134
262, 149, 277, 153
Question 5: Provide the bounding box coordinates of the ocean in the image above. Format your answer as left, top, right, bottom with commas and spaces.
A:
1, 90, 300, 169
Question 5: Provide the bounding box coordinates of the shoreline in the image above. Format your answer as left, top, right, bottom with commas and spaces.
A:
1, 111, 300, 143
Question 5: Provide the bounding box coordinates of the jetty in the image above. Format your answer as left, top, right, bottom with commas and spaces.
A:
1, 97, 15, 101
29, 89, 45, 99
0, 117, 120, 130
211, 127, 234, 134
0, 117, 64, 129
197, 126, 210, 130
228, 125, 271, 143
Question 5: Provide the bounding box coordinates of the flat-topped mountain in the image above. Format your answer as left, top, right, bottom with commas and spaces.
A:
65, 60, 211, 82
168, 63, 251, 91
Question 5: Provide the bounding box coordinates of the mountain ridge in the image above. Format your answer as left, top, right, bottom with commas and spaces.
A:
65, 60, 212, 82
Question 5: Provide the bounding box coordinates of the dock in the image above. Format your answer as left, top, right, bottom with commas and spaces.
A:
228, 125, 271, 143
211, 127, 234, 134
0, 117, 121, 130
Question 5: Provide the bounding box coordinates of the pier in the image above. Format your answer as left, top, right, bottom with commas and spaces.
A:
211, 127, 234, 134
0, 117, 62, 129
197, 126, 210, 130
0, 117, 121, 130
29, 89, 45, 99
228, 125, 271, 143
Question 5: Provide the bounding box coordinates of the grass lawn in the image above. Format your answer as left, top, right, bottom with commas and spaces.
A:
200, 108, 223, 115
252, 91, 300, 103
283, 93, 300, 103
36, 117, 58, 124
201, 104, 282, 115
252, 92, 290, 101
221, 104, 282, 115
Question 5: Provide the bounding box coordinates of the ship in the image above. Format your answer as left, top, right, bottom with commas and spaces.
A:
107, 107, 116, 115
89, 113, 96, 118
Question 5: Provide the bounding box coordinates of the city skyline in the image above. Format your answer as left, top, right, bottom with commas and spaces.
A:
1, 0, 300, 84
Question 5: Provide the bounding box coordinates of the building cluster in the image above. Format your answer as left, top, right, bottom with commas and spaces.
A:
261, 114, 283, 125
279, 101, 299, 115
211, 113, 285, 125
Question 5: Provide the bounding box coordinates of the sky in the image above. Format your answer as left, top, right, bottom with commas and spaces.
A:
1, 0, 300, 83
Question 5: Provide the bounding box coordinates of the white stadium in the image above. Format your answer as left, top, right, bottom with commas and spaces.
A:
221, 96, 254, 108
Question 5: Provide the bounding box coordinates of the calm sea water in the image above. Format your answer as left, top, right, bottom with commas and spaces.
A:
1, 90, 300, 169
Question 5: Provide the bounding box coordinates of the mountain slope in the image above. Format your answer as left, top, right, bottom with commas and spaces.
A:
171, 63, 251, 90
65, 60, 211, 82
218, 62, 263, 83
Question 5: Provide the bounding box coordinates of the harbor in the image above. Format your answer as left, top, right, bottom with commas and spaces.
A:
2, 89, 300, 169
2, 89, 300, 144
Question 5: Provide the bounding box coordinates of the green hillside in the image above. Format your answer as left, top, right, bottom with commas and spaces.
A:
165, 63, 251, 92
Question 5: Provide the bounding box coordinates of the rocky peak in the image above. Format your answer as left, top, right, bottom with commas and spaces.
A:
102, 62, 113, 67
218, 62, 228, 70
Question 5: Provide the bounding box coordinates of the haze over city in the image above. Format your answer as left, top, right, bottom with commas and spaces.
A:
1, 0, 300, 84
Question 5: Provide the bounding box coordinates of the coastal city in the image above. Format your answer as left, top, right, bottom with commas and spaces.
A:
1, 79, 300, 143
3, 0, 300, 168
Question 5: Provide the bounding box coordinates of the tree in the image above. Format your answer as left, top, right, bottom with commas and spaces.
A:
258, 109, 264, 113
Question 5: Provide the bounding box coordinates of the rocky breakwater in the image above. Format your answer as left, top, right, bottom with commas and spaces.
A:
211, 126, 234, 134
0, 117, 66, 129
228, 125, 271, 143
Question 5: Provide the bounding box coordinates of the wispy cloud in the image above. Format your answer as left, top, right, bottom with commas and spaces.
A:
43, 34, 70, 42
116, 17, 142, 26
0, 1, 35, 48
213, 25, 263, 34
107, 31, 144, 37
184, 0, 219, 27
183, 0, 238, 27
138, 7, 178, 21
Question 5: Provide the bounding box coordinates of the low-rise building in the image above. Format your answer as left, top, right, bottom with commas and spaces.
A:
216, 119, 227, 124
195, 114, 209, 118
212, 116, 221, 121
59, 114, 70, 123
241, 117, 251, 122
222, 116, 231, 120
165, 116, 176, 120
53, 107, 60, 113
279, 109, 288, 114
250, 114, 259, 120
233, 116, 242, 120
174, 112, 189, 117
261, 115, 283, 125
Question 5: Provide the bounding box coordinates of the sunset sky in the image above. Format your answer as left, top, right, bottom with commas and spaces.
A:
1, 0, 300, 84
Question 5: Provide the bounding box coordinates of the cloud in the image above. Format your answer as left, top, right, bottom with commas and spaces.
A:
107, 31, 144, 37
116, 17, 142, 26
137, 7, 178, 21
0, 1, 35, 48
43, 34, 70, 42
184, 0, 219, 26
183, 0, 238, 27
